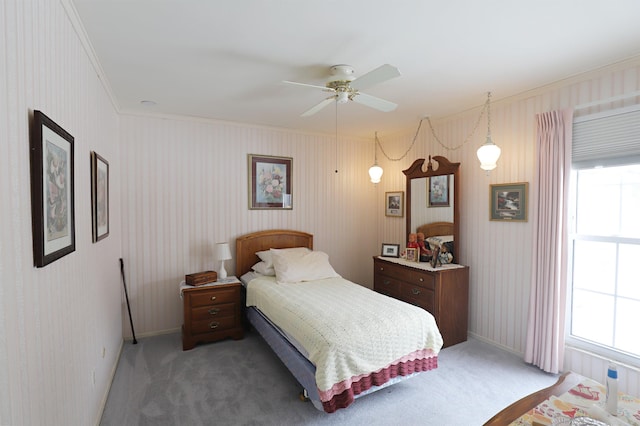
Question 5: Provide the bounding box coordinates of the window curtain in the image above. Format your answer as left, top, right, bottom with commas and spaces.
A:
524, 108, 573, 374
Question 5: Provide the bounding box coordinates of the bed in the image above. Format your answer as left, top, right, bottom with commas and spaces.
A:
236, 229, 443, 413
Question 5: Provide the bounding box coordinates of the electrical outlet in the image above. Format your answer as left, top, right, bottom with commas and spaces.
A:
92, 369, 96, 386
102, 347, 106, 358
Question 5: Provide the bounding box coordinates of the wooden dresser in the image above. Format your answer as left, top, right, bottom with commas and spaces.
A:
181, 278, 244, 350
373, 256, 469, 348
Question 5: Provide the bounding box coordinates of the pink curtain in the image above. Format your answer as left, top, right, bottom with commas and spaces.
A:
524, 109, 573, 374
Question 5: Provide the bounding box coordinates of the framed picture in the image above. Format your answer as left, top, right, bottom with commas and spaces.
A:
490, 182, 529, 221
29, 110, 75, 267
381, 243, 400, 258
385, 191, 404, 217
405, 247, 419, 262
91, 151, 109, 242
248, 154, 293, 209
428, 175, 449, 207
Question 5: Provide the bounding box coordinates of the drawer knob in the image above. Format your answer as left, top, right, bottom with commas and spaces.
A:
419, 277, 424, 282
210, 296, 217, 301
208, 308, 220, 315
209, 321, 220, 329
412, 288, 421, 295
379, 267, 384, 271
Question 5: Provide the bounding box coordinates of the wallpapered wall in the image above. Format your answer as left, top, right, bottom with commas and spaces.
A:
0, 0, 122, 425
2, 0, 640, 424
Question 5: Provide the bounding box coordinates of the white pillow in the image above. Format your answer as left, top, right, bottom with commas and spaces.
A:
257, 247, 309, 269
270, 249, 340, 284
251, 261, 275, 276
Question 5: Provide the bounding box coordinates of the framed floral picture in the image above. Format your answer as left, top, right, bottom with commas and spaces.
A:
428, 175, 449, 207
91, 151, 109, 242
248, 154, 293, 209
30, 110, 76, 267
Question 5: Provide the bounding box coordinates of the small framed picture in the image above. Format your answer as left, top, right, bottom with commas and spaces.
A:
490, 182, 528, 221
91, 151, 109, 242
381, 243, 400, 258
405, 247, 419, 262
385, 191, 404, 217
428, 175, 449, 207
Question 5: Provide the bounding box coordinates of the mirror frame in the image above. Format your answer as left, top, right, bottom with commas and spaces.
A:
403, 156, 461, 264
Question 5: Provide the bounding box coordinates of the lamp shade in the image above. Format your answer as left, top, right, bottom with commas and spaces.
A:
215, 242, 232, 261
477, 138, 501, 171
368, 163, 383, 183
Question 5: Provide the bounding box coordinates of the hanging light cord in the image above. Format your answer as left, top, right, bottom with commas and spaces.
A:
335, 100, 339, 173
376, 92, 491, 160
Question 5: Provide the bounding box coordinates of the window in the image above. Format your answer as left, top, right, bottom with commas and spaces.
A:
568, 162, 640, 363
568, 105, 640, 365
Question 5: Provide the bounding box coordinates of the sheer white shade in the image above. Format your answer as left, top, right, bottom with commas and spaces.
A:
368, 163, 383, 183
215, 242, 232, 260
477, 139, 502, 171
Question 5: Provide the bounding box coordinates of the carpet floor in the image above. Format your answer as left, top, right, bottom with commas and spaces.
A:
100, 330, 558, 426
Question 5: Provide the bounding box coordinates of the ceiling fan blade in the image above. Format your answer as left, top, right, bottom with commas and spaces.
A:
350, 64, 401, 91
352, 92, 398, 112
301, 96, 335, 117
283, 80, 331, 91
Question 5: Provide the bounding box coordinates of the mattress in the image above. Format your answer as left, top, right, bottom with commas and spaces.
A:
243, 273, 443, 412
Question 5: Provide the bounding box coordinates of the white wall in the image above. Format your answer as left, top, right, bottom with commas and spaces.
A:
0, 0, 122, 425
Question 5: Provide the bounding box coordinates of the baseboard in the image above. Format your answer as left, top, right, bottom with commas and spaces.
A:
467, 331, 526, 358
93, 338, 124, 426
123, 326, 181, 341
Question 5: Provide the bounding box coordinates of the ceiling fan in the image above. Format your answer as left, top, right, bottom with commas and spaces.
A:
283, 64, 401, 117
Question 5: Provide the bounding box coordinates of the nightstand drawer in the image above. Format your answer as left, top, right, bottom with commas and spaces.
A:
189, 287, 239, 307
191, 302, 236, 322
191, 316, 238, 335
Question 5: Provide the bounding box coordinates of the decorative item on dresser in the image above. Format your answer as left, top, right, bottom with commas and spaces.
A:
181, 278, 243, 350
373, 256, 469, 348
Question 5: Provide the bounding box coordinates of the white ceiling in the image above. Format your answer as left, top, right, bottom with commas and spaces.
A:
71, 0, 640, 139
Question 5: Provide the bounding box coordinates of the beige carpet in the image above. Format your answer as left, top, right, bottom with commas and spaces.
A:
100, 330, 558, 426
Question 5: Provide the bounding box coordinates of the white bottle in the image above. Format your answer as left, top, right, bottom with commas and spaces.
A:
606, 363, 618, 416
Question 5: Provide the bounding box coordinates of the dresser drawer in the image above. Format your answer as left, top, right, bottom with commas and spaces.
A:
407, 271, 435, 290
189, 287, 239, 307
191, 315, 239, 335
401, 283, 435, 312
191, 302, 236, 322
374, 274, 401, 298
374, 260, 413, 281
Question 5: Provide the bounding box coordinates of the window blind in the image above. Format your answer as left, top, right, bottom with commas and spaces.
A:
572, 105, 640, 169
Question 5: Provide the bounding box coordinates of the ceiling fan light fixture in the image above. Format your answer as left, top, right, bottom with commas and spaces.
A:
336, 91, 349, 104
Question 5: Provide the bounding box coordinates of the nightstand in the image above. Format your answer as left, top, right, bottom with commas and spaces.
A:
180, 277, 244, 350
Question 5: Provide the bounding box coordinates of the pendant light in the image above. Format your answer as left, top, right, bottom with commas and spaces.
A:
368, 134, 383, 183
476, 92, 501, 171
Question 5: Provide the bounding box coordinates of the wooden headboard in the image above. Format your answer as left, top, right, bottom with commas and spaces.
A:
235, 229, 314, 277
416, 221, 454, 238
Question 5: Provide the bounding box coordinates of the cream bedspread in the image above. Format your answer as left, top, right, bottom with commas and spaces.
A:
246, 275, 443, 396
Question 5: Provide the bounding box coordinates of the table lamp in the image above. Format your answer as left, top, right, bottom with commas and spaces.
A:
215, 242, 232, 279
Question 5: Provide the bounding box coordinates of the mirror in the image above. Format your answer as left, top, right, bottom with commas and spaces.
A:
403, 156, 461, 264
